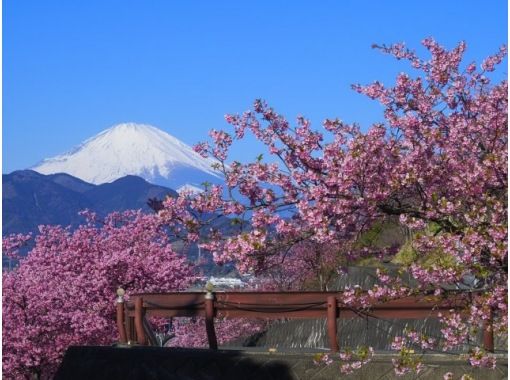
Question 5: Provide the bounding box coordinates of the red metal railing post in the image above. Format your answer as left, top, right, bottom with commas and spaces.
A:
483, 308, 494, 353
125, 314, 134, 343
327, 296, 339, 352
116, 288, 127, 344
205, 290, 218, 350
135, 297, 146, 345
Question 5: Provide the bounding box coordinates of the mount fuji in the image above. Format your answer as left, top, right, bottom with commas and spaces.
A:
31, 123, 223, 191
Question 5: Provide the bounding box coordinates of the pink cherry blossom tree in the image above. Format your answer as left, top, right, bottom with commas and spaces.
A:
2, 210, 194, 379
259, 241, 341, 291
3, 38, 506, 378
162, 38, 507, 375
168, 317, 266, 349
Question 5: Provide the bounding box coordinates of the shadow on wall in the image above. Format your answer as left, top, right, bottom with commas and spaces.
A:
53, 346, 295, 380
54, 345, 508, 380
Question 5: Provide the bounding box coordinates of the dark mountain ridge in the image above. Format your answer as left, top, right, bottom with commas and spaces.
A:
3, 170, 177, 236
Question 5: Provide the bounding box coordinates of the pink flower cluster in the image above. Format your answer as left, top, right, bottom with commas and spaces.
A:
5, 38, 506, 378
313, 346, 374, 375
157, 39, 507, 371
3, 211, 194, 379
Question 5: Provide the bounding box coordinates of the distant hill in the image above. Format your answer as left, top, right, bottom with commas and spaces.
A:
2, 170, 177, 236
3, 169, 245, 276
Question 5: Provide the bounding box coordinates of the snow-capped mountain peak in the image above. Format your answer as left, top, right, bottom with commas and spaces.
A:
177, 184, 205, 195
32, 123, 223, 189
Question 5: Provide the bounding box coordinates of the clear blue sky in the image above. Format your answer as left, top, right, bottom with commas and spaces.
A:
3, 0, 507, 173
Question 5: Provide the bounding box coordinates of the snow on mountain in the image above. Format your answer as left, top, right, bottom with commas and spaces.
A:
31, 123, 223, 190
177, 184, 205, 195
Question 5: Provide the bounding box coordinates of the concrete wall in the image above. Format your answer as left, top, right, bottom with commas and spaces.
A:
54, 346, 507, 380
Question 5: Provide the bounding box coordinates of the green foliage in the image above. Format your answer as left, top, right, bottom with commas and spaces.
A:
392, 240, 417, 265
392, 221, 461, 270
353, 217, 405, 266
355, 218, 405, 250
355, 221, 385, 248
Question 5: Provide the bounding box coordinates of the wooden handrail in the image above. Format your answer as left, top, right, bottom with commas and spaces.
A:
115, 291, 493, 352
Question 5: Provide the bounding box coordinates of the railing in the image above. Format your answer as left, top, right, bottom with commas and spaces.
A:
115, 290, 494, 352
